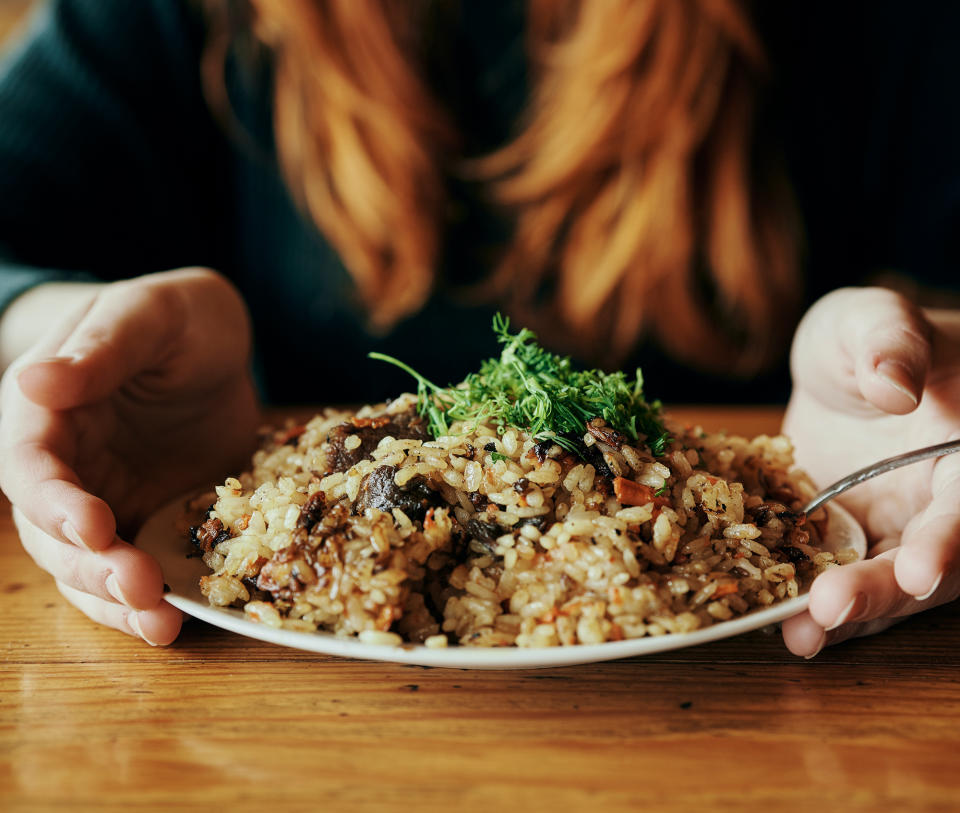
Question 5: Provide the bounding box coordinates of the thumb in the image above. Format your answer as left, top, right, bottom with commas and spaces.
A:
791, 287, 932, 415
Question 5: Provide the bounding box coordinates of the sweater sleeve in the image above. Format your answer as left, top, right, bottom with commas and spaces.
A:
0, 0, 228, 314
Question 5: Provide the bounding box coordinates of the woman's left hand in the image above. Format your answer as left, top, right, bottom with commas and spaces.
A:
780, 287, 960, 657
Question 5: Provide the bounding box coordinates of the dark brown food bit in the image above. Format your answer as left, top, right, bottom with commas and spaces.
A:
512, 477, 529, 494
466, 518, 505, 544
483, 442, 497, 452
189, 516, 231, 556
752, 505, 773, 526
468, 491, 488, 510
462, 515, 549, 557
781, 546, 810, 563
594, 480, 613, 497
585, 417, 629, 450
532, 439, 554, 463
582, 444, 614, 495
354, 465, 441, 522
515, 516, 548, 532
325, 409, 429, 473
256, 505, 350, 601
749, 503, 800, 527
464, 518, 509, 558
297, 491, 327, 531
257, 546, 320, 596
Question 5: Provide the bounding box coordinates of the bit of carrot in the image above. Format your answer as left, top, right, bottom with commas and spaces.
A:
713, 581, 739, 597
613, 477, 670, 507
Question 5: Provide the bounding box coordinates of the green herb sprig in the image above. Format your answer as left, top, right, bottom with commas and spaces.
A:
369, 314, 670, 456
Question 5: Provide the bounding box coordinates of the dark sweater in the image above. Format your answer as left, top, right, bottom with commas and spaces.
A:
0, 0, 957, 404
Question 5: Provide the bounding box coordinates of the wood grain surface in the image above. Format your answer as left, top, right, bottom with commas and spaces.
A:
2, 407, 959, 812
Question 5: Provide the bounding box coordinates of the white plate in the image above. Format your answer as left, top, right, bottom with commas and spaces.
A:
137, 498, 866, 670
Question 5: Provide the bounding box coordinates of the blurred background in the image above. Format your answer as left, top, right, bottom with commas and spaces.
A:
0, 0, 35, 44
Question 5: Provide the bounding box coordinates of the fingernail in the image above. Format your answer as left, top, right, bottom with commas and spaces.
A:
62, 521, 92, 551
127, 612, 159, 646
876, 361, 919, 406
105, 573, 132, 607
916, 572, 942, 602
826, 595, 861, 631
804, 629, 826, 660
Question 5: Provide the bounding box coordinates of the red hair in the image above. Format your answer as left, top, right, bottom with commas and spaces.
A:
205, 0, 801, 372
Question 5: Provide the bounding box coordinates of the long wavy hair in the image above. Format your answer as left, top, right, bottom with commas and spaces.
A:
202, 0, 801, 373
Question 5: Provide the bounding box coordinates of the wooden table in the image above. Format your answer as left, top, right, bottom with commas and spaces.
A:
2, 407, 959, 812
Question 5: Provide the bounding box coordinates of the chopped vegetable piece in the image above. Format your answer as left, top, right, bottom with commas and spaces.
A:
612, 478, 671, 507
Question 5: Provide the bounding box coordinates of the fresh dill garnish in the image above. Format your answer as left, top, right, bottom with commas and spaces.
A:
654, 483, 670, 497
369, 314, 670, 456
489, 451, 510, 463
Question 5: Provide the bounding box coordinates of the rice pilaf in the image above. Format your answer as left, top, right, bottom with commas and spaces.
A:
192, 397, 852, 648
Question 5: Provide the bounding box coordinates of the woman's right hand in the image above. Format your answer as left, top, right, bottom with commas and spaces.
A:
0, 268, 261, 644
